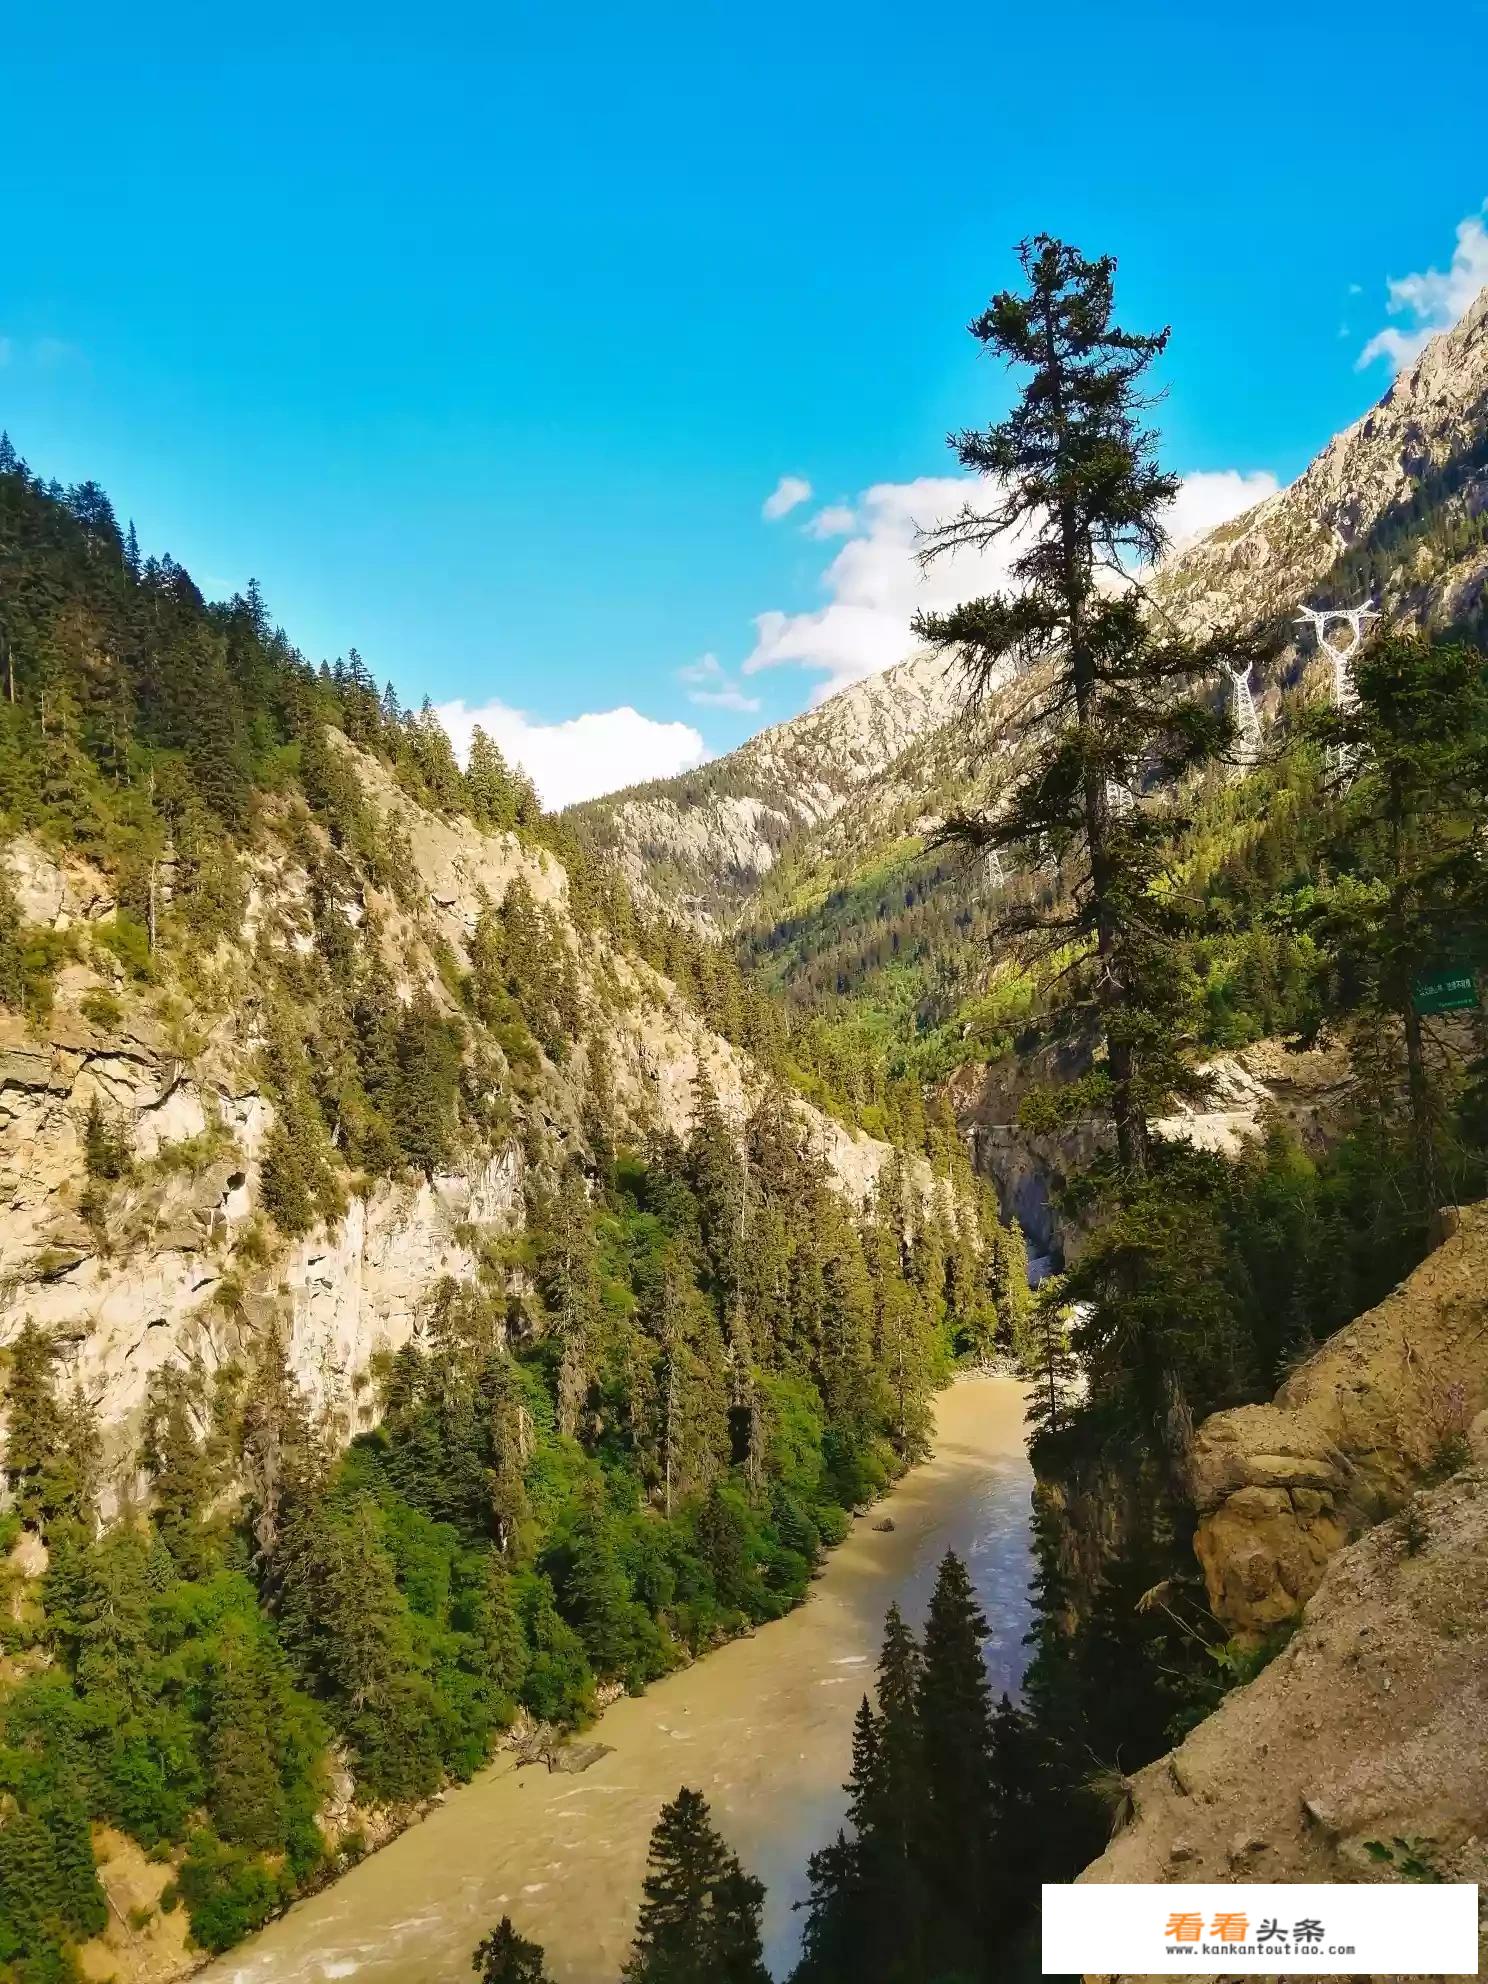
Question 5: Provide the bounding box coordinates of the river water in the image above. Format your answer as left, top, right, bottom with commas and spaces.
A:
208, 1376, 1034, 1984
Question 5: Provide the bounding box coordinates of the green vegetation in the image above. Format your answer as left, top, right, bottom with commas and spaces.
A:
764, 244, 1488, 1982
0, 437, 1031, 1980
0, 440, 936, 1152
529, 240, 1488, 1984
621, 1787, 769, 1984
5, 215, 1486, 1984
0, 1069, 1016, 1977
473, 1915, 555, 1984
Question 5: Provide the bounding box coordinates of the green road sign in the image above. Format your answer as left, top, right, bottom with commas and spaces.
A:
1413, 968, 1479, 1015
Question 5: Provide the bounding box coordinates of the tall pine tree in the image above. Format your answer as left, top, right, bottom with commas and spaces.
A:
914, 237, 1265, 1174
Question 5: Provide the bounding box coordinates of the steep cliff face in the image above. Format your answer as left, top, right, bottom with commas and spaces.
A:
1075, 1206, 1488, 1969
0, 739, 918, 1492
1080, 1458, 1488, 1937
1190, 1203, 1488, 1637
951, 1037, 1354, 1268
1154, 284, 1488, 644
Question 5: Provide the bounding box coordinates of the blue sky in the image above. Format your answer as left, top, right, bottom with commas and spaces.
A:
5, 1, 1486, 803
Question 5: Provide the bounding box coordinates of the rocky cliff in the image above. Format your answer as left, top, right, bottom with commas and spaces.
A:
1076, 1204, 1488, 1975
566, 645, 966, 933
1080, 1460, 1488, 1972
1190, 1203, 1488, 1637
1154, 284, 1488, 647
1, 736, 920, 1495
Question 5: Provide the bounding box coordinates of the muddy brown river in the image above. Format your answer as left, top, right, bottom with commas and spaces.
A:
207, 1376, 1033, 1984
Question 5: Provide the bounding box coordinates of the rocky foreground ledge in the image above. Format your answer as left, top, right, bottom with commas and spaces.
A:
1076, 1205, 1488, 1982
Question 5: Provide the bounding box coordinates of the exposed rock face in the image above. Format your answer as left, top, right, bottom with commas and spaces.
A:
0, 989, 527, 1490
2, 750, 919, 1496
1155, 285, 1488, 643
1190, 1203, 1488, 1636
567, 645, 966, 932
1079, 1463, 1488, 1979
570, 295, 1488, 958
956, 1037, 1353, 1267
1152, 1039, 1353, 1160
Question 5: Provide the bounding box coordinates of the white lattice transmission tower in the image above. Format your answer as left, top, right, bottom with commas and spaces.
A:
1225, 660, 1263, 766
1294, 600, 1380, 714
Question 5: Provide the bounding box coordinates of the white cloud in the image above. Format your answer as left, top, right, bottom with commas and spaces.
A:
739, 467, 1277, 704
1162, 469, 1279, 551
436, 697, 711, 811
804, 503, 858, 539
762, 473, 812, 521
1359, 203, 1488, 371
677, 653, 762, 714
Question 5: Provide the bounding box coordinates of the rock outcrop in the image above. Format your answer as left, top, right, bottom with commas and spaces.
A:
1075, 1201, 1488, 1978
1190, 1203, 1488, 1635
1079, 1461, 1488, 1979
1155, 285, 1488, 644
2, 743, 921, 1494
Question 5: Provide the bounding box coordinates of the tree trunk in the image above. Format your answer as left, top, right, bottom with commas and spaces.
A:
1040, 287, 1147, 1176
1402, 995, 1441, 1215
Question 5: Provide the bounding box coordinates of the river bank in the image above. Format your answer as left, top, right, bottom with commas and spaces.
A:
204, 1375, 1033, 1984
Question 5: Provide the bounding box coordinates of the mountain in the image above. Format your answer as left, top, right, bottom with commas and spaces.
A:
571, 294, 1488, 1109
576, 288, 1488, 946
1154, 281, 1488, 643
565, 643, 965, 933
0, 452, 1014, 1984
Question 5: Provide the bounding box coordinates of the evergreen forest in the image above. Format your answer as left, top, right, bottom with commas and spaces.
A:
4, 221, 1488, 1984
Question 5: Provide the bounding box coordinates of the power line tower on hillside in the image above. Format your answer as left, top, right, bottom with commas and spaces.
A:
1296, 599, 1380, 780
1225, 660, 1263, 769
1295, 600, 1380, 716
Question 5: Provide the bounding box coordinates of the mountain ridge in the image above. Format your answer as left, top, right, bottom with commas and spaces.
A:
573, 289, 1488, 943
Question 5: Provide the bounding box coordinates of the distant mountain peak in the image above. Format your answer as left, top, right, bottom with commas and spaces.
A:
574, 289, 1488, 934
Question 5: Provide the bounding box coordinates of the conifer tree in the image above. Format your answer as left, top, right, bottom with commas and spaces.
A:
0, 867, 26, 1010
42, 1782, 109, 1938
916, 1552, 996, 1969
866, 1601, 928, 1970
1021, 1279, 1078, 1447
0, 1809, 64, 1963
484, 1358, 532, 1554
915, 237, 1263, 1173
466, 726, 522, 833
567, 1487, 637, 1679
83, 1096, 129, 1181
1302, 633, 1488, 1217
474, 1555, 528, 1705
240, 1326, 318, 1573
392, 989, 464, 1175
472, 1916, 554, 1984
686, 1072, 745, 1315
3, 1321, 64, 1525
208, 1624, 286, 1851
140, 1365, 214, 1576
535, 1163, 602, 1439
622, 1788, 769, 1984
